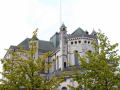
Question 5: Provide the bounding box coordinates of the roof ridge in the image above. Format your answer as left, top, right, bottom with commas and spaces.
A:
39, 39, 50, 42
71, 27, 84, 35
18, 38, 30, 46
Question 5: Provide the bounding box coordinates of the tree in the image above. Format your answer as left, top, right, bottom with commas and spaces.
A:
69, 30, 120, 90
0, 29, 64, 90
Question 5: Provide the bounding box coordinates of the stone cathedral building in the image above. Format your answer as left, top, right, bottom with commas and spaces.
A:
4, 24, 97, 90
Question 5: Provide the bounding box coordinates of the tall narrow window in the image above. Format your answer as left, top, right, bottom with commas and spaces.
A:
74, 50, 79, 65
64, 62, 67, 68
57, 56, 59, 70
54, 60, 56, 71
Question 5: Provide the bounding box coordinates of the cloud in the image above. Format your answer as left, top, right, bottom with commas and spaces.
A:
62, 0, 120, 45
0, 0, 60, 58
0, 0, 120, 79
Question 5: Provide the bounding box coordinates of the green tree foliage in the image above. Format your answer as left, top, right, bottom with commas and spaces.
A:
0, 29, 64, 90
70, 30, 120, 90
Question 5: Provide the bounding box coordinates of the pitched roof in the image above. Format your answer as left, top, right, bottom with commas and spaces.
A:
91, 30, 97, 35
71, 27, 84, 36
38, 40, 54, 51
9, 27, 97, 53
17, 38, 54, 52
18, 38, 30, 50
68, 27, 97, 39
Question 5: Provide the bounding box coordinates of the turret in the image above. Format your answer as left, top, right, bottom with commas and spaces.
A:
60, 24, 67, 45
60, 23, 67, 31
59, 24, 67, 70
91, 29, 97, 36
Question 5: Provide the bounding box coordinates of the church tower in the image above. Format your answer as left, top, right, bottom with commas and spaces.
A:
59, 24, 68, 70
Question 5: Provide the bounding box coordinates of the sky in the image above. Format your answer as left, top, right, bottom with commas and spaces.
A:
0, 0, 120, 71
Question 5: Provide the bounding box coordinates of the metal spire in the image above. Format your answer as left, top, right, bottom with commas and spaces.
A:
60, 0, 62, 26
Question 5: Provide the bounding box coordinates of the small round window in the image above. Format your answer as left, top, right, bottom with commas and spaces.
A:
88, 41, 90, 44
79, 41, 81, 43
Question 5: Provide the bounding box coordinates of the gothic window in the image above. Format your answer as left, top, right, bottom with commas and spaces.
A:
62, 87, 67, 90
54, 60, 56, 71
57, 56, 59, 69
71, 42, 73, 45
75, 41, 77, 44
74, 50, 79, 65
64, 62, 67, 68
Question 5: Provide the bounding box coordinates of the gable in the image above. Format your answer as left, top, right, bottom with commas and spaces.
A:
72, 27, 85, 36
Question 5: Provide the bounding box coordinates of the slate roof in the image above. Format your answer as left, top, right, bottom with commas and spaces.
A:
7, 27, 96, 54
18, 38, 30, 50
38, 40, 54, 51
4, 45, 18, 59
68, 27, 96, 39
71, 27, 85, 36
17, 38, 54, 53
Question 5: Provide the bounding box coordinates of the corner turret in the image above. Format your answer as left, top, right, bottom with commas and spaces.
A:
59, 24, 68, 70
91, 29, 97, 36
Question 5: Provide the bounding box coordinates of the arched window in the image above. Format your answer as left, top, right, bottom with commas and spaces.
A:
62, 87, 67, 90
57, 56, 59, 70
54, 60, 56, 71
74, 50, 79, 65
64, 62, 67, 68
88, 50, 92, 53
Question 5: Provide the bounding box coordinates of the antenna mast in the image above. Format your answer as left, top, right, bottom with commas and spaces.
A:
60, 0, 62, 26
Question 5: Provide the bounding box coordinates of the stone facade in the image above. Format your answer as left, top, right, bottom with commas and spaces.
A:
4, 24, 97, 90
